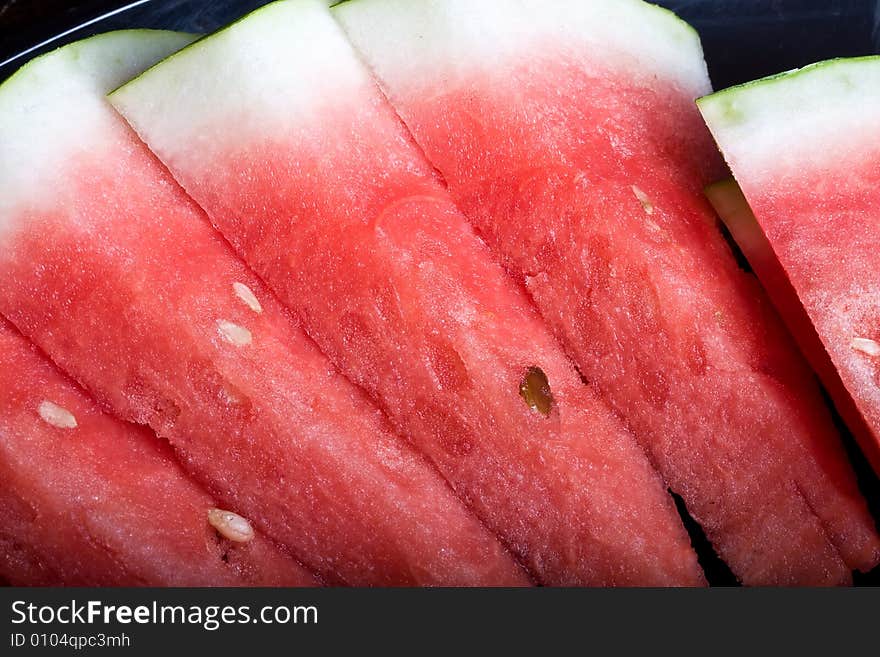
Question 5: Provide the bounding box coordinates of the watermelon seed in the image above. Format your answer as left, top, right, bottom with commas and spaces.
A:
37, 400, 77, 429
217, 320, 252, 347
851, 337, 880, 357
631, 185, 655, 215
519, 366, 554, 416
233, 282, 262, 314
207, 508, 254, 543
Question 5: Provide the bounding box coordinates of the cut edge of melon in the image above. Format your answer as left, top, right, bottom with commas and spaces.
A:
705, 178, 880, 477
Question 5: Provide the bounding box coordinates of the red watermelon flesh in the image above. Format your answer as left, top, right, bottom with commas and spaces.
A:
700, 59, 880, 479
110, 0, 703, 586
0, 31, 528, 587
0, 317, 315, 586
705, 179, 880, 473
334, 0, 880, 584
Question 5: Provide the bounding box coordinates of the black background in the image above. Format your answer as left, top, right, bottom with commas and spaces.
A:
0, 0, 879, 587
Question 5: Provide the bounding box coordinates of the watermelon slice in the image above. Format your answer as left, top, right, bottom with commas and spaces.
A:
0, 30, 527, 587
0, 317, 315, 586
333, 0, 880, 584
705, 179, 880, 473
110, 0, 703, 586
699, 59, 880, 477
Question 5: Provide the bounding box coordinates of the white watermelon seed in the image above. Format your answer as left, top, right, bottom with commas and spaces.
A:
851, 337, 880, 357
207, 508, 254, 543
217, 320, 252, 347
233, 282, 262, 314
631, 185, 655, 215
38, 401, 77, 429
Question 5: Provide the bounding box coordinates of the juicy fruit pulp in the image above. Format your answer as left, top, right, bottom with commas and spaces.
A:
0, 30, 527, 587
705, 180, 880, 473
0, 318, 315, 586
334, 0, 880, 584
110, 0, 704, 586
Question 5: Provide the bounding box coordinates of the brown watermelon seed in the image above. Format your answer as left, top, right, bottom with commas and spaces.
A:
38, 401, 77, 429
520, 366, 554, 416
207, 508, 254, 543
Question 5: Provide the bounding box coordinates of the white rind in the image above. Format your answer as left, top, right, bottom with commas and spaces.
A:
0, 30, 196, 226
699, 57, 880, 179
333, 0, 711, 98
111, 0, 371, 159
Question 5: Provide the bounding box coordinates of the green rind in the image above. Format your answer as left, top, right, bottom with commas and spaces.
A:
697, 55, 880, 127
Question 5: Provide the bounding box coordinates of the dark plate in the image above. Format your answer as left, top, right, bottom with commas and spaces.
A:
1, 0, 879, 586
